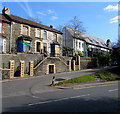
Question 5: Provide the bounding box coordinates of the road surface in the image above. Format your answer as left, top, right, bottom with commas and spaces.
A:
2, 83, 119, 112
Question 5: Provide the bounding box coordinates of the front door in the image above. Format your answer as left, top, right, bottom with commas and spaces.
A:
49, 65, 54, 74
37, 42, 40, 52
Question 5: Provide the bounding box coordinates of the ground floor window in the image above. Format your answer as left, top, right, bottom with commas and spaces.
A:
35, 41, 41, 53
36, 42, 40, 52
0, 38, 6, 53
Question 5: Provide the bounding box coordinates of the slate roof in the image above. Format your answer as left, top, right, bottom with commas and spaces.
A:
3, 14, 62, 34
65, 26, 111, 49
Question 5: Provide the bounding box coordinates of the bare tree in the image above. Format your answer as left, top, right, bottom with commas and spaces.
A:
67, 16, 86, 32
56, 16, 86, 33
28, 16, 42, 24
56, 25, 64, 32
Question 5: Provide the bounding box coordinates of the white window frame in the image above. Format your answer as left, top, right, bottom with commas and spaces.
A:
43, 30, 47, 39
22, 25, 29, 35
36, 29, 41, 38
3, 39, 6, 53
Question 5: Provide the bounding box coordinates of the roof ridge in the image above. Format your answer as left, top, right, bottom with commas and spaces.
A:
4, 13, 62, 34
65, 25, 105, 42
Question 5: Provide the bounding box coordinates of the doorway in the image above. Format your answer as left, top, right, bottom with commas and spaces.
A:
48, 64, 55, 74
36, 42, 40, 52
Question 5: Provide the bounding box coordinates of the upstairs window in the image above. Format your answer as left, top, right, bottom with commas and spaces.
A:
53, 33, 57, 42
36, 29, 41, 38
0, 23, 2, 33
43, 30, 47, 39
22, 26, 28, 35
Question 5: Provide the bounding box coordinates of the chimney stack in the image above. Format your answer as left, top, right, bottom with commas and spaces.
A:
2, 7, 10, 15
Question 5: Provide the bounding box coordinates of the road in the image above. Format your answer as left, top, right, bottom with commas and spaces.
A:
2, 83, 119, 112
2, 66, 117, 97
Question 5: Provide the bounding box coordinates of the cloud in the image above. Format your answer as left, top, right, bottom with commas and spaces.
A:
37, 11, 46, 16
51, 16, 58, 20
110, 16, 120, 23
104, 4, 119, 12
16, 1, 33, 17
48, 9, 56, 14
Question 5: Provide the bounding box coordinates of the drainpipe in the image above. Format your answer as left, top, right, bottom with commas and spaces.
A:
10, 22, 12, 53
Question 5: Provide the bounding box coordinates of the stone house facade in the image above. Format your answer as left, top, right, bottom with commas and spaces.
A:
1, 7, 62, 56
0, 14, 11, 54
62, 26, 112, 57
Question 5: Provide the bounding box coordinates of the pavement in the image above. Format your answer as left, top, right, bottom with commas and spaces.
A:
2, 66, 119, 97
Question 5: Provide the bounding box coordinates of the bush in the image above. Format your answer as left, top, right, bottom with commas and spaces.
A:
78, 51, 84, 57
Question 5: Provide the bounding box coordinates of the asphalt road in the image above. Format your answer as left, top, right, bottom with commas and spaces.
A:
2, 66, 117, 97
2, 83, 119, 112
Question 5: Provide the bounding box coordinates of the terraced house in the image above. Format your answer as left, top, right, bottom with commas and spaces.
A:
1, 7, 62, 56
1, 7, 71, 79
0, 7, 112, 79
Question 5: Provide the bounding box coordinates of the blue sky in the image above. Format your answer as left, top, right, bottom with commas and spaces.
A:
1, 2, 118, 43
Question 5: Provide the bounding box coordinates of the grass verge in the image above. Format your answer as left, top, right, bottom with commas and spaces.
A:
55, 66, 120, 86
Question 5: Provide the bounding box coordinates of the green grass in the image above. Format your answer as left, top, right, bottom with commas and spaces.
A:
55, 67, 120, 86
55, 75, 98, 86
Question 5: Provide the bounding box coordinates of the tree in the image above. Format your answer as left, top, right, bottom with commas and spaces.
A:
56, 16, 86, 33
62, 46, 74, 56
67, 16, 86, 32
56, 25, 64, 32
111, 40, 120, 65
112, 40, 120, 48
28, 16, 42, 24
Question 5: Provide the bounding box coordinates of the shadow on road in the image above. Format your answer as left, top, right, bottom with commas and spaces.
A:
3, 96, 119, 112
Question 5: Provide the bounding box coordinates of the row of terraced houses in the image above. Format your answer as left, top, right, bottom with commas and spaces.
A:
0, 7, 112, 79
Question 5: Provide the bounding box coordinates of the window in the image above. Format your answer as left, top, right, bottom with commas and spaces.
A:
53, 33, 57, 42
93, 39, 99, 45
76, 41, 78, 47
43, 43, 47, 53
22, 26, 28, 35
43, 30, 47, 39
88, 38, 93, 43
82, 43, 84, 48
79, 42, 81, 49
36, 29, 40, 38
0, 23, 2, 33
0, 38, 2, 53
36, 42, 40, 52
3, 39, 6, 53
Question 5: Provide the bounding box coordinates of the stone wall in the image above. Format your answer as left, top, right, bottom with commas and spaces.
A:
80, 57, 98, 70
1, 53, 44, 78
34, 57, 69, 76
1, 54, 110, 79
4, 22, 10, 53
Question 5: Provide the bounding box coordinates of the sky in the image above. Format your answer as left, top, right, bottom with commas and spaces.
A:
1, 2, 119, 43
